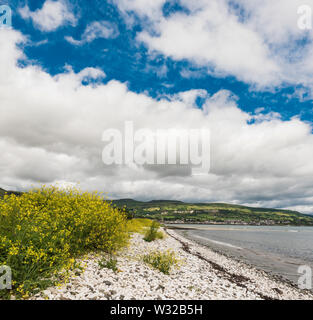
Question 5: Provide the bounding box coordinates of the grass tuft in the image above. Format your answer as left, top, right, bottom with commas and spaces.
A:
98, 256, 118, 272
143, 221, 164, 242
143, 250, 179, 275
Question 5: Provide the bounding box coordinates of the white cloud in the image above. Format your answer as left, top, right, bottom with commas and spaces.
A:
236, 0, 312, 44
65, 21, 119, 46
1, 29, 313, 213
114, 0, 166, 23
234, 0, 313, 92
138, 1, 279, 87
116, 0, 313, 92
19, 0, 77, 32
56, 66, 106, 85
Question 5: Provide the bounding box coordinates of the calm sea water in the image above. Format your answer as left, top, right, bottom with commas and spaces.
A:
170, 224, 313, 286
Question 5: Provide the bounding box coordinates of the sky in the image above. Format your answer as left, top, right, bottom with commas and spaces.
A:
1, 0, 313, 213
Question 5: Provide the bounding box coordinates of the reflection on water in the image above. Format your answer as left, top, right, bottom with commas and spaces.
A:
169, 224, 313, 286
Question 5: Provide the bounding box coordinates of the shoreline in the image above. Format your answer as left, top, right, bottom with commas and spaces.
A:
170, 224, 313, 288
166, 228, 313, 299
30, 228, 313, 300
165, 222, 313, 227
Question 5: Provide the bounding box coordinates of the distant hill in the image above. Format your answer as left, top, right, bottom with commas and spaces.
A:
0, 188, 22, 198
1, 188, 312, 226
0, 188, 5, 197
112, 199, 313, 226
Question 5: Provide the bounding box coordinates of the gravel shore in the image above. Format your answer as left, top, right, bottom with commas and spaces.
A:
31, 228, 313, 300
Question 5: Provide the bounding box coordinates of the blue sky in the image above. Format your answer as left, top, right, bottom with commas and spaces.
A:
7, 0, 313, 122
2, 0, 313, 213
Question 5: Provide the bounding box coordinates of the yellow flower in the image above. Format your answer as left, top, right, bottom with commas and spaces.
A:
0, 185, 129, 298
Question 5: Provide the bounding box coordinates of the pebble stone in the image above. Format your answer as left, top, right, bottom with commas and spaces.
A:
30, 229, 313, 300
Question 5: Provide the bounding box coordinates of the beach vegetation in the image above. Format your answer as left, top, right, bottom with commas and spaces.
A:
127, 218, 154, 234
143, 221, 164, 242
0, 186, 129, 299
143, 250, 179, 275
98, 256, 118, 272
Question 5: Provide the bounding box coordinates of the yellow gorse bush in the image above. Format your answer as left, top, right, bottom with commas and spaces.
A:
0, 186, 129, 299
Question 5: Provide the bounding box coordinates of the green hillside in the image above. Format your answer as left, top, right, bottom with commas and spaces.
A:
112, 199, 313, 226
0, 188, 5, 197
0, 188, 22, 198
1, 187, 312, 226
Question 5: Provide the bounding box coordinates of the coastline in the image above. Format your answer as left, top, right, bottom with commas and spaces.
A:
170, 224, 313, 287
30, 228, 313, 300
166, 228, 313, 299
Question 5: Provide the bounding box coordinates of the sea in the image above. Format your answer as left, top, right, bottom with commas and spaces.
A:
169, 224, 313, 287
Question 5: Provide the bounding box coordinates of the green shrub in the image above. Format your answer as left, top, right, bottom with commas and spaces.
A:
143, 221, 164, 242
143, 250, 179, 275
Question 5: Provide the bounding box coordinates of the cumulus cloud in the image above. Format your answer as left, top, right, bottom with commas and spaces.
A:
115, 0, 313, 92
65, 21, 119, 45
113, 0, 166, 24
1, 29, 313, 213
236, 0, 312, 44
139, 1, 279, 87
19, 0, 77, 32
56, 66, 106, 85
